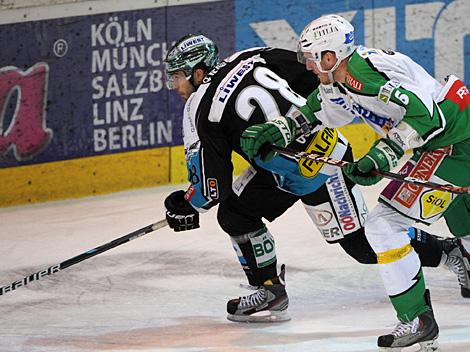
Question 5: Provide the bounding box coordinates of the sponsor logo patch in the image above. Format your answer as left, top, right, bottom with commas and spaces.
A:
346, 71, 363, 91
299, 128, 338, 178
305, 202, 343, 242
178, 35, 206, 52
344, 31, 354, 44
312, 24, 339, 39
326, 170, 360, 235
251, 230, 276, 267
420, 189, 452, 220
445, 79, 470, 111
393, 147, 451, 208
213, 55, 264, 105
207, 178, 219, 199
322, 86, 334, 94
330, 97, 394, 132
311, 209, 333, 227
378, 80, 400, 104
185, 186, 196, 201
232, 166, 257, 196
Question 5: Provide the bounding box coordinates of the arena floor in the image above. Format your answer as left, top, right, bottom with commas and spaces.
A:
1, 180, 469, 352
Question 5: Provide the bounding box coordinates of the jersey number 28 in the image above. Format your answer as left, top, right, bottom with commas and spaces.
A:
235, 67, 306, 122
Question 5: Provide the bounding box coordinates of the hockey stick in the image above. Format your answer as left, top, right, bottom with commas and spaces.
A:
0, 219, 168, 296
269, 145, 470, 195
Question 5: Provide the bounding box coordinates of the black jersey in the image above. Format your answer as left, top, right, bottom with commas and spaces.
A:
182, 48, 349, 211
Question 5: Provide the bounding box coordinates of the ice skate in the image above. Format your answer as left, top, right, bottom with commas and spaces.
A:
443, 238, 470, 298
377, 310, 439, 351
378, 290, 439, 352
226, 264, 290, 323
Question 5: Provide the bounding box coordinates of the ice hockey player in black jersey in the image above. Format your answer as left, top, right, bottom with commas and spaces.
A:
162, 34, 468, 323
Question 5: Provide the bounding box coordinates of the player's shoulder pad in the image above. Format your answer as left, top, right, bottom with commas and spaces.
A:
354, 45, 405, 77
356, 45, 396, 59
207, 54, 267, 123
222, 47, 267, 63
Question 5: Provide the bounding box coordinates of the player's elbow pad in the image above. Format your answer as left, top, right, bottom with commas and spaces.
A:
387, 121, 426, 150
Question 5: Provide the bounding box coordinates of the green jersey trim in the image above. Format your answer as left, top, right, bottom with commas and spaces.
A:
395, 87, 445, 142
300, 88, 322, 123
345, 52, 389, 96
364, 57, 391, 82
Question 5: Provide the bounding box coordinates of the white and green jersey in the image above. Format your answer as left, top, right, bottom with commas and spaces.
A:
300, 46, 470, 152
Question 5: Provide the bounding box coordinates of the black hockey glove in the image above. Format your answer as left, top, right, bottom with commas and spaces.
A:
164, 190, 200, 232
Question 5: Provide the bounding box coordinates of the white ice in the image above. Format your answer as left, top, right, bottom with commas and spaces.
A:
0, 180, 469, 352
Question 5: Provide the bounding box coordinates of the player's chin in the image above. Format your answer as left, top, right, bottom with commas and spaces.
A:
319, 76, 331, 85
179, 91, 190, 101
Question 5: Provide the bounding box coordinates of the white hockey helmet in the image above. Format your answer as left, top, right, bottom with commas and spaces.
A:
297, 14, 355, 80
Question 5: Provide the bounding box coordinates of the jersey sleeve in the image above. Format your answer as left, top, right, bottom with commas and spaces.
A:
299, 85, 357, 128
184, 132, 233, 212
386, 86, 445, 148
350, 47, 446, 149
260, 48, 319, 98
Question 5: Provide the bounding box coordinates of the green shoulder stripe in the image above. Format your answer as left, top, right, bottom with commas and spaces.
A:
346, 52, 389, 96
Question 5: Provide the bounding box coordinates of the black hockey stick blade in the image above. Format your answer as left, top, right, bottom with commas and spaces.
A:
0, 219, 168, 296
268, 144, 470, 195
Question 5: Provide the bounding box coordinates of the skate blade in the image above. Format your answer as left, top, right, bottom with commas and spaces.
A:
227, 309, 291, 323
417, 339, 440, 352
378, 338, 440, 352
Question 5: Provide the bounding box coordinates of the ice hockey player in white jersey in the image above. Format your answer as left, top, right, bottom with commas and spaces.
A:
163, 33, 467, 328
241, 14, 470, 351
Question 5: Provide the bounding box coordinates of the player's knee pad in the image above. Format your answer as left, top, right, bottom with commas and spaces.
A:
338, 229, 377, 264
217, 202, 235, 234
217, 201, 263, 235
408, 227, 445, 267
230, 226, 277, 286
364, 204, 413, 253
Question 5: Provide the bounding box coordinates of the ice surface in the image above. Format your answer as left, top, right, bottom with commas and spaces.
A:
0, 181, 469, 352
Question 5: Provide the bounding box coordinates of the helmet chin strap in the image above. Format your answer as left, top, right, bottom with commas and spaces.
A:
314, 57, 341, 83
186, 72, 197, 90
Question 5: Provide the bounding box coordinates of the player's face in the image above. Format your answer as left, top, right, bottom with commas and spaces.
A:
303, 52, 344, 84
302, 53, 329, 84
167, 71, 195, 101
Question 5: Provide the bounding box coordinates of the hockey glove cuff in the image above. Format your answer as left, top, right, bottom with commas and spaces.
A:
344, 138, 404, 186
240, 116, 296, 162
164, 190, 200, 232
